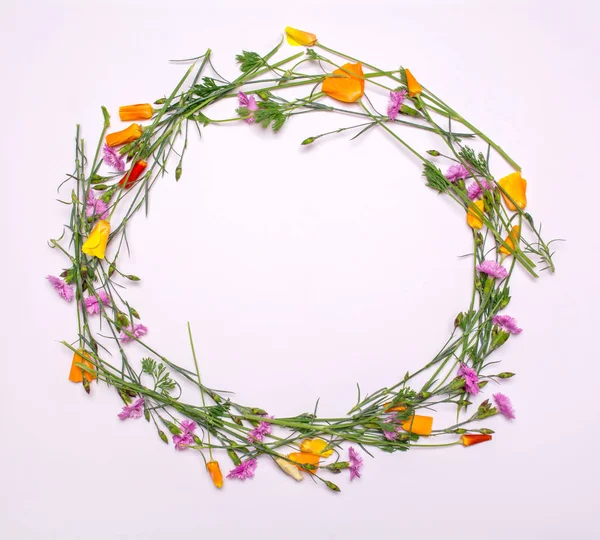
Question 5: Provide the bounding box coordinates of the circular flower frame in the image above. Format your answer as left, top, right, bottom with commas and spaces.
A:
48, 28, 557, 492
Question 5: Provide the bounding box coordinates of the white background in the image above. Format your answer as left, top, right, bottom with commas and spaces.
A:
1, 0, 599, 538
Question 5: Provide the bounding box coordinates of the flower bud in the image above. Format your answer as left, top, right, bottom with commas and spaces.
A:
227, 448, 241, 466
144, 409, 150, 422
108, 264, 116, 278
154, 97, 166, 104
89, 174, 105, 185
116, 312, 130, 329
193, 435, 202, 445
498, 372, 515, 379
453, 428, 467, 434
158, 430, 168, 443
130, 307, 140, 319
92, 184, 109, 191
400, 104, 419, 116
324, 480, 341, 492
301, 137, 316, 145
163, 419, 182, 435
250, 407, 268, 416
176, 166, 182, 181
478, 380, 488, 389
126, 275, 140, 281
426, 150, 440, 156
479, 428, 495, 434
454, 312, 465, 328
491, 329, 510, 350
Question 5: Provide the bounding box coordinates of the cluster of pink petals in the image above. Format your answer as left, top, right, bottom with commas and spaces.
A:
383, 414, 401, 441
238, 91, 259, 124
119, 323, 148, 343
387, 89, 407, 121
173, 419, 197, 450
102, 144, 125, 171
476, 260, 508, 279
492, 314, 523, 335
348, 446, 363, 481
84, 290, 110, 315
247, 417, 273, 443
118, 397, 145, 420
493, 393, 516, 419
47, 275, 74, 302
445, 163, 470, 182
86, 190, 109, 220
467, 178, 492, 200
227, 458, 258, 480
458, 363, 480, 395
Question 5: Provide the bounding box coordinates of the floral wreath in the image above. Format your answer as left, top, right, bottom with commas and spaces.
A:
48, 27, 557, 492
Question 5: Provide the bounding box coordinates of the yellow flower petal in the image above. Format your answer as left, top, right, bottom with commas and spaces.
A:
467, 199, 485, 229
274, 457, 303, 481
82, 219, 111, 259
300, 438, 333, 457
405, 68, 422, 97
498, 172, 527, 211
499, 225, 521, 255
285, 26, 317, 46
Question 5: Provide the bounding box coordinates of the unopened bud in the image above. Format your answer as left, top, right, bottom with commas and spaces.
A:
175, 166, 182, 181
478, 380, 488, 389
89, 174, 105, 185
453, 428, 467, 434
154, 97, 166, 104
479, 428, 495, 434
126, 275, 140, 281
324, 480, 341, 492
227, 449, 241, 466
326, 461, 350, 471
498, 372, 515, 379
400, 104, 419, 116
454, 312, 464, 328
108, 264, 116, 278
130, 307, 140, 319
158, 430, 168, 443
163, 420, 181, 435
92, 184, 109, 191
193, 435, 202, 445
426, 150, 440, 156
250, 407, 268, 416
144, 409, 150, 422
83, 377, 91, 394
301, 137, 316, 145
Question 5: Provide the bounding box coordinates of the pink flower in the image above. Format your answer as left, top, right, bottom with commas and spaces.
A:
492, 314, 522, 334
103, 144, 125, 171
493, 393, 516, 419
227, 458, 258, 480
173, 419, 197, 450
84, 290, 110, 315
248, 417, 273, 443
46, 275, 74, 302
348, 447, 363, 481
467, 178, 491, 200
119, 323, 148, 343
445, 163, 470, 182
387, 90, 407, 121
238, 91, 259, 124
118, 397, 145, 420
383, 414, 400, 441
476, 260, 508, 279
85, 190, 109, 220
458, 363, 480, 395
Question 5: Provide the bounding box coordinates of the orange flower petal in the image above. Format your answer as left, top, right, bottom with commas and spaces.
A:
119, 104, 153, 122
287, 452, 321, 474
68, 349, 96, 383
299, 438, 333, 457
206, 461, 223, 488
322, 62, 365, 103
467, 199, 485, 229
285, 26, 317, 46
499, 225, 521, 255
401, 414, 433, 436
405, 68, 422, 97
461, 434, 492, 447
383, 402, 406, 412
498, 172, 527, 211
106, 124, 142, 147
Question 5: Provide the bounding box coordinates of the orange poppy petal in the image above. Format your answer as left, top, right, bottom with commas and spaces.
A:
285, 27, 317, 46
401, 414, 433, 436
322, 62, 365, 103
287, 452, 321, 474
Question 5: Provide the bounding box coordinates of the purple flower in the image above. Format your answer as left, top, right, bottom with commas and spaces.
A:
173, 420, 197, 450
476, 260, 508, 279
119, 323, 148, 343
85, 190, 109, 220
387, 89, 407, 121
102, 144, 125, 172
118, 397, 145, 420
46, 275, 74, 302
458, 363, 480, 395
467, 178, 491, 200
348, 446, 363, 481
383, 414, 400, 440
248, 417, 273, 443
238, 91, 259, 124
227, 458, 258, 480
492, 314, 522, 335
493, 393, 516, 419
445, 163, 470, 182
84, 290, 110, 315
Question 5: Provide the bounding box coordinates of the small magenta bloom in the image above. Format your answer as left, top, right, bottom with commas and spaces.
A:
467, 179, 491, 200
248, 417, 273, 443
476, 260, 509, 279
458, 363, 480, 395
238, 91, 259, 124
227, 458, 258, 480
84, 290, 110, 315
118, 397, 145, 420
445, 163, 470, 182
46, 275, 74, 302
173, 419, 197, 450
493, 393, 516, 419
348, 446, 363, 481
85, 190, 109, 220
383, 414, 401, 440
387, 89, 407, 121
102, 144, 125, 171
492, 314, 523, 334
119, 323, 148, 343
